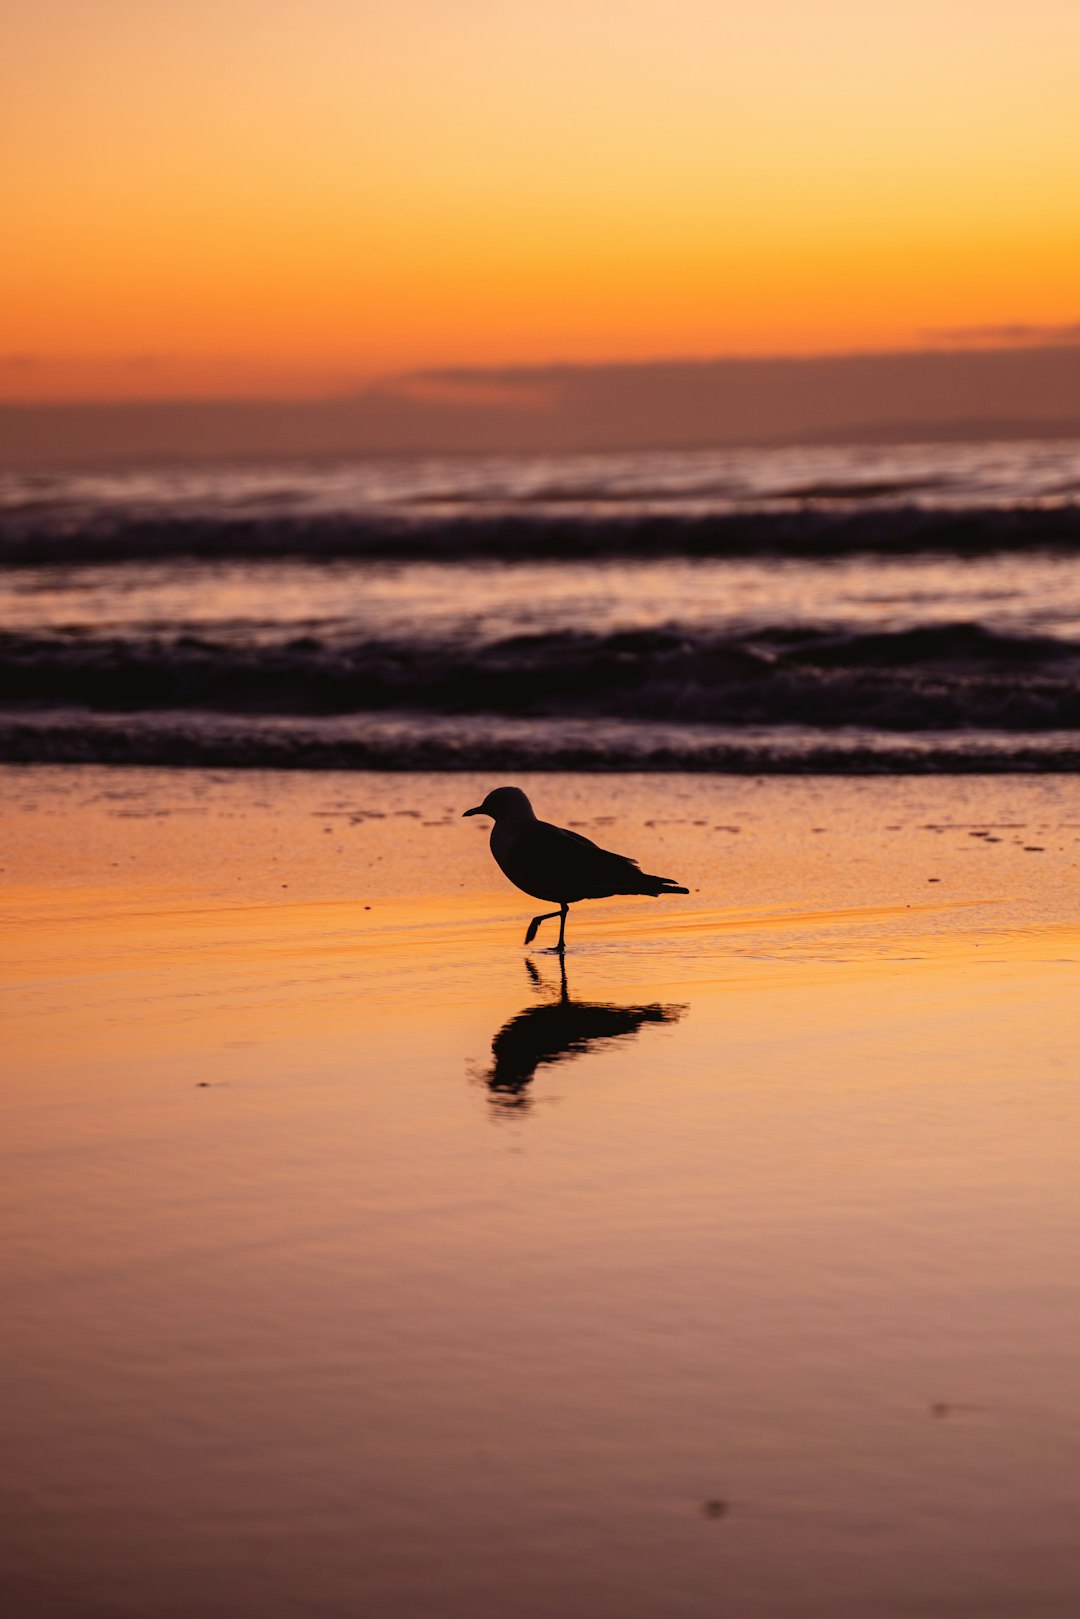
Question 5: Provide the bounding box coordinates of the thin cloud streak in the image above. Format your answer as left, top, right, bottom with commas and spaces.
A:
927, 322, 1080, 345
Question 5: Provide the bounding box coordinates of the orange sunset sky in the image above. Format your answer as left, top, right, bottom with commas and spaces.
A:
5, 0, 1080, 400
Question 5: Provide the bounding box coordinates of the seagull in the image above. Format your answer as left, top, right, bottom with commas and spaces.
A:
463, 785, 689, 950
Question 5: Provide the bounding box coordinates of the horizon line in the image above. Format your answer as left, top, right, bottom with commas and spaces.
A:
4, 333, 1080, 409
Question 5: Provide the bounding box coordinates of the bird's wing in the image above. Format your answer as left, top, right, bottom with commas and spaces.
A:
519, 820, 647, 899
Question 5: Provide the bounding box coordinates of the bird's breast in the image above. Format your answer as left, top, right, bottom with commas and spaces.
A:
490, 823, 565, 902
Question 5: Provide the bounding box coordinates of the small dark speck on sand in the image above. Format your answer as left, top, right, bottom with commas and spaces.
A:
928, 877, 940, 882
702, 1500, 728, 1520
196, 1082, 211, 1088
1024, 846, 1045, 852
364, 905, 371, 910
930, 1402, 951, 1418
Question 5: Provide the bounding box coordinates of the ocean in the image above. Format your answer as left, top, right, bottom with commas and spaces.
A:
3, 439, 1080, 772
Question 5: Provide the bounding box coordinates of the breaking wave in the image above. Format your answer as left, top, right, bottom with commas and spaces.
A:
4, 621, 1080, 744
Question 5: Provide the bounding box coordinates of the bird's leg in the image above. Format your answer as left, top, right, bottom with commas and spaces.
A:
524, 909, 562, 946
556, 903, 569, 953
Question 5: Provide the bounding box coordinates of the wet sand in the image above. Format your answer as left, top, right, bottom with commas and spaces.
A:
3, 767, 1080, 1618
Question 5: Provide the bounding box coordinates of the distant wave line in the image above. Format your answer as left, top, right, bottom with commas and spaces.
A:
4, 503, 1080, 566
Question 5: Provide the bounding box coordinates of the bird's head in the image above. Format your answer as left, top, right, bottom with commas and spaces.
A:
462, 786, 535, 823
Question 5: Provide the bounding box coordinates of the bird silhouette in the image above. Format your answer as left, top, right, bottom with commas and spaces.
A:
463, 785, 688, 950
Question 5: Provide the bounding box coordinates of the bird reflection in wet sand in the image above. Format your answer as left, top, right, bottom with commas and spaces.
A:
481, 957, 686, 1112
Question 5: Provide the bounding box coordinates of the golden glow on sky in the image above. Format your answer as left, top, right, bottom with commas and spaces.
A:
5, 0, 1080, 397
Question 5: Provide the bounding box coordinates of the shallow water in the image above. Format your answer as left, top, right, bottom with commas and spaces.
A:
3, 768, 1080, 1617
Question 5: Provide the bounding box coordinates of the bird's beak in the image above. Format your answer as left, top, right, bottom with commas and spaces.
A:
462, 805, 483, 817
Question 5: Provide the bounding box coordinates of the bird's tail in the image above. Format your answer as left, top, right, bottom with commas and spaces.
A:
636, 872, 690, 897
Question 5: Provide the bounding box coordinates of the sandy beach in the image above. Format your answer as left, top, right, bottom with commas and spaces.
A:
3, 764, 1079, 1617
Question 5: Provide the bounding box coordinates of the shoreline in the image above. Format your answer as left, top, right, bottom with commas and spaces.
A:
4, 724, 1080, 774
